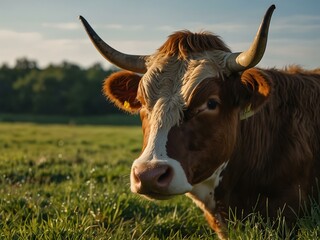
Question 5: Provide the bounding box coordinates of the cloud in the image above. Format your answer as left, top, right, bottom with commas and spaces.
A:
276, 14, 320, 24
155, 22, 253, 36
263, 38, 320, 69
0, 29, 42, 41
0, 29, 90, 67
41, 22, 80, 30
0, 24, 319, 70
101, 24, 124, 30
99, 24, 144, 31
0, 28, 159, 68
107, 40, 161, 54
272, 15, 320, 34
42, 21, 144, 32
189, 22, 252, 34
230, 37, 320, 69
157, 25, 176, 32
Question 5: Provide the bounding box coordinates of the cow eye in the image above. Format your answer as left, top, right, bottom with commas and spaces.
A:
207, 99, 218, 110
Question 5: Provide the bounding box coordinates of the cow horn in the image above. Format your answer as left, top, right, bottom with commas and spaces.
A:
226, 5, 276, 72
79, 16, 148, 74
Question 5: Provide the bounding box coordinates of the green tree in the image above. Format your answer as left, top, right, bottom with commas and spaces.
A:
83, 63, 117, 115
0, 59, 122, 115
0, 64, 17, 112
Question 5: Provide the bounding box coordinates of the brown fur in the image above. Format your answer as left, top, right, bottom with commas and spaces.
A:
102, 31, 320, 238
219, 67, 320, 222
166, 77, 239, 184
240, 69, 271, 109
164, 67, 320, 235
204, 210, 228, 240
283, 65, 320, 75
157, 30, 231, 59
103, 71, 141, 113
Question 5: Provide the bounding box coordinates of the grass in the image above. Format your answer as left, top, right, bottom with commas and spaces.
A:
0, 122, 319, 239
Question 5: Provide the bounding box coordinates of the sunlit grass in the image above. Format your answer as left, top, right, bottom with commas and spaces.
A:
0, 122, 319, 239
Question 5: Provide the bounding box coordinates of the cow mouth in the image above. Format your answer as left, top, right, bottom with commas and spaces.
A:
135, 185, 190, 200
141, 192, 177, 200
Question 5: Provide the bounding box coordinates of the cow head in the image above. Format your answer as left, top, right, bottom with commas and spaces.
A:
80, 5, 275, 200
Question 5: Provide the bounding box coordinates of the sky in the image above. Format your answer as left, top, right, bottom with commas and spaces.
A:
1, 0, 320, 70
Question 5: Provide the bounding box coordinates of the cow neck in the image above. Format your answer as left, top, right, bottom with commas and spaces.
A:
187, 161, 229, 212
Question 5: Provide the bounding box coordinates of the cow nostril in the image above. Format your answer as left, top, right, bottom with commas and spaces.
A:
132, 164, 174, 193
133, 167, 141, 184
157, 166, 173, 187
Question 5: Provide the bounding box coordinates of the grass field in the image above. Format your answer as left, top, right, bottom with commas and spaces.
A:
0, 122, 319, 239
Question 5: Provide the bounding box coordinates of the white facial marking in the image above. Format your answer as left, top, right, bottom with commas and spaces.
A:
187, 161, 228, 211
131, 123, 192, 195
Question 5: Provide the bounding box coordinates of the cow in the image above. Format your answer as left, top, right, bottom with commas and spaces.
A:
79, 5, 320, 239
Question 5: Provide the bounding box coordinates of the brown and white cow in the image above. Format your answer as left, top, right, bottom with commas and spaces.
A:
79, 5, 320, 239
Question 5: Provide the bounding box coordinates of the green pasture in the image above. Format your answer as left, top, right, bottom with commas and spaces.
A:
0, 122, 319, 239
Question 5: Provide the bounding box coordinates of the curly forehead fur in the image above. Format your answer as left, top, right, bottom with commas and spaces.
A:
157, 30, 231, 59
140, 31, 231, 128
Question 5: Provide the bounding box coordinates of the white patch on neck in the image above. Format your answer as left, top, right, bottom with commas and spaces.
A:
186, 161, 228, 211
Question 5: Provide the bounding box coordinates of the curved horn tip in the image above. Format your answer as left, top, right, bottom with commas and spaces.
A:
269, 4, 276, 11
265, 5, 276, 20
78, 15, 148, 73
78, 15, 88, 24
78, 15, 84, 21
226, 5, 276, 72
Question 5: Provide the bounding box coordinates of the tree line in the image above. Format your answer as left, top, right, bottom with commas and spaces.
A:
0, 58, 122, 115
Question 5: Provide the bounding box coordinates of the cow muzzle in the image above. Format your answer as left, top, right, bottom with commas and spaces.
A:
130, 159, 193, 199
131, 163, 173, 196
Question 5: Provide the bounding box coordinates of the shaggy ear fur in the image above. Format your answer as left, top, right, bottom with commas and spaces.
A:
103, 71, 142, 113
239, 68, 272, 112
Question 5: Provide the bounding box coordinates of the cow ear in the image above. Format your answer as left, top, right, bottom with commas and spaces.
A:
239, 68, 271, 115
103, 71, 142, 113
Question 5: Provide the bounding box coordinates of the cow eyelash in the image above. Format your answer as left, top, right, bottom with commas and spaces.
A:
183, 97, 220, 121
207, 99, 218, 110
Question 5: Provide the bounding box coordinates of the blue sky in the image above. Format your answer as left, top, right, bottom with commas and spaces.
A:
1, 0, 319, 69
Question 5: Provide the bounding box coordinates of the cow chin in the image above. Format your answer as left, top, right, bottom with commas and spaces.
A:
140, 192, 177, 200
130, 180, 187, 200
